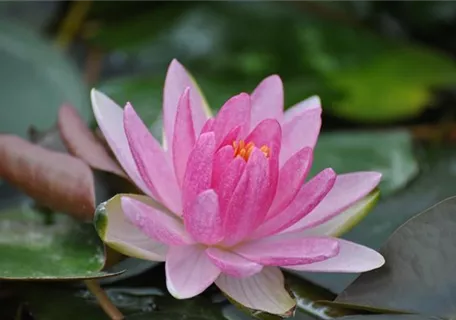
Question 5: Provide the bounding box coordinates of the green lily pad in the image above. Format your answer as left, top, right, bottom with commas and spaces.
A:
0, 203, 119, 280
334, 196, 456, 318
0, 19, 90, 139
311, 130, 419, 196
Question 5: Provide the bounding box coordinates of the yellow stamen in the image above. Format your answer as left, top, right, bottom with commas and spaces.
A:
232, 140, 270, 161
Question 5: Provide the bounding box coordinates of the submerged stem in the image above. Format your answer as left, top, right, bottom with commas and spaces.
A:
84, 280, 124, 320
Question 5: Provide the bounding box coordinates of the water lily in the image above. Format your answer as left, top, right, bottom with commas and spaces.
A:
92, 59, 384, 315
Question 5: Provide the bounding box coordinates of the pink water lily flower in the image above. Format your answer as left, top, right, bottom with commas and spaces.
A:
92, 59, 384, 315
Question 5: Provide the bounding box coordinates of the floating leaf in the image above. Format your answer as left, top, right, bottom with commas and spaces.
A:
0, 135, 95, 221
0, 203, 119, 280
335, 196, 456, 317
311, 130, 419, 196
0, 19, 90, 139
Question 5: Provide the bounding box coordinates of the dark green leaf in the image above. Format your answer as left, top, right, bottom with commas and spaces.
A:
0, 204, 119, 280
311, 130, 418, 196
335, 196, 456, 317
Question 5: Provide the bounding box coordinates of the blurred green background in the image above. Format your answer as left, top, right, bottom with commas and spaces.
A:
3, 0, 456, 136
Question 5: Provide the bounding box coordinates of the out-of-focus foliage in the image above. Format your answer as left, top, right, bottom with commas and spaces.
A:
0, 19, 89, 138
85, 2, 456, 123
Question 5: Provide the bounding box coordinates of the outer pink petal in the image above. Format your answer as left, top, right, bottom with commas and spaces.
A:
213, 93, 251, 143
284, 238, 384, 272
163, 59, 208, 151
184, 189, 224, 245
212, 145, 235, 188
172, 87, 196, 186
267, 147, 313, 218
283, 172, 382, 234
283, 95, 320, 123
215, 267, 296, 315
91, 89, 149, 194
253, 168, 336, 239
234, 235, 339, 266
246, 119, 282, 209
124, 104, 181, 214
121, 196, 194, 246
280, 102, 321, 165
222, 149, 270, 246
166, 245, 221, 299
214, 156, 246, 217
250, 75, 284, 128
182, 132, 216, 212
206, 247, 262, 278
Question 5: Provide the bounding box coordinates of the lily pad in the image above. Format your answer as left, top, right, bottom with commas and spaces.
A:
0, 203, 118, 280
0, 19, 90, 139
334, 196, 456, 318
311, 130, 419, 196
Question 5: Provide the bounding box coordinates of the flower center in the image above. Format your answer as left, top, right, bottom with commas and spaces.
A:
232, 140, 270, 161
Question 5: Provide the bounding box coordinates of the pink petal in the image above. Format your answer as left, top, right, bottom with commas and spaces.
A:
284, 238, 384, 272
234, 235, 339, 266
166, 245, 221, 299
182, 132, 216, 211
246, 119, 282, 209
253, 168, 336, 239
206, 247, 263, 278
201, 118, 215, 134
121, 196, 194, 246
280, 101, 321, 165
95, 194, 168, 261
172, 87, 196, 186
184, 189, 224, 245
163, 59, 208, 152
283, 95, 320, 123
215, 267, 296, 315
213, 93, 251, 143
222, 148, 270, 246
267, 147, 313, 218
91, 89, 149, 195
124, 103, 182, 214
283, 172, 382, 234
212, 145, 235, 188
250, 75, 284, 128
214, 156, 246, 217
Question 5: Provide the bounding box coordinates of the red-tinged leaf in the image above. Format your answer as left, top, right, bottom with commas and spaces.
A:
0, 135, 95, 221
58, 104, 126, 177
